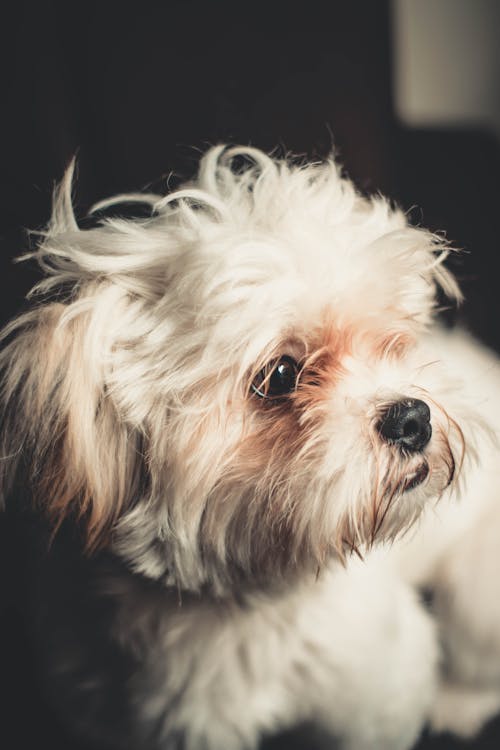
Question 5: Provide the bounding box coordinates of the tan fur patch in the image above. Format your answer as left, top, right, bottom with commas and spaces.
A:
30, 305, 140, 551
371, 330, 416, 360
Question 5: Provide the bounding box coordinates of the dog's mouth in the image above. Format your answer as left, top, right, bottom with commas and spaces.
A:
402, 462, 429, 492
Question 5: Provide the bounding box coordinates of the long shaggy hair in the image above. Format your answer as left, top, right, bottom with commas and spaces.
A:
0, 146, 475, 596
3, 145, 497, 750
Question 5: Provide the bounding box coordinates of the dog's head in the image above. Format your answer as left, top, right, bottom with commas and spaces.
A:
0, 146, 473, 593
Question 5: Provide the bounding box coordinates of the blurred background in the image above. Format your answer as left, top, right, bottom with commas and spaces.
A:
0, 1, 499, 748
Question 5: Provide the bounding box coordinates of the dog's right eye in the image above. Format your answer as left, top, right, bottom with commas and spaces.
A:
251, 356, 299, 399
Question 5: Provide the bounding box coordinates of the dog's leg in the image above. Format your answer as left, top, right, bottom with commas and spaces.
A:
429, 497, 500, 738
300, 557, 439, 750
430, 682, 500, 739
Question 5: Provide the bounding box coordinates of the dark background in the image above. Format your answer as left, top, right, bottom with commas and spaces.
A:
1, 2, 499, 749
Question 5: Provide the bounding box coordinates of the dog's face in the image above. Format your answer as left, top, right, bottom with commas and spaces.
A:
0, 147, 470, 593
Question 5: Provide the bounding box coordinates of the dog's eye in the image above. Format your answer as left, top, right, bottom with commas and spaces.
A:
251, 356, 299, 399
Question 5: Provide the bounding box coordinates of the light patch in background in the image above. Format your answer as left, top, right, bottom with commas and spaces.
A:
392, 0, 500, 137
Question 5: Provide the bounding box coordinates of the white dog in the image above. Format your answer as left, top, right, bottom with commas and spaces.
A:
1, 145, 499, 750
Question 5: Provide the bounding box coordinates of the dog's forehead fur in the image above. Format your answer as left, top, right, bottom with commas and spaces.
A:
30, 146, 458, 374
85, 146, 455, 384
157, 150, 450, 345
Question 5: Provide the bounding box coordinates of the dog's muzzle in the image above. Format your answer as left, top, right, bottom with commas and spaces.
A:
378, 398, 432, 453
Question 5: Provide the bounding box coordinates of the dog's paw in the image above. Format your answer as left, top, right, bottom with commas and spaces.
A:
430, 682, 500, 739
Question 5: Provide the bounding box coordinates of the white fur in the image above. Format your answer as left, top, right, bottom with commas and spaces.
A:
1, 145, 499, 749
111, 555, 437, 750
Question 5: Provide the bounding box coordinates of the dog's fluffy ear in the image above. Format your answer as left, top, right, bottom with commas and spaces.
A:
0, 302, 142, 550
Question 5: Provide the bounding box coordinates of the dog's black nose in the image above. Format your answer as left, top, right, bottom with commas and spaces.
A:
378, 398, 432, 453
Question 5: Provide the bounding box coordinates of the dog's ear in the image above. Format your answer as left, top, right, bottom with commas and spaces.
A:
0, 302, 143, 551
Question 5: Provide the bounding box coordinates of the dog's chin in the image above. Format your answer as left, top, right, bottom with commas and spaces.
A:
337, 444, 460, 555
402, 461, 429, 493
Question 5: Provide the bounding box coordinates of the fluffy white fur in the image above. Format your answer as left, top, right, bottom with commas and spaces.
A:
1, 145, 499, 750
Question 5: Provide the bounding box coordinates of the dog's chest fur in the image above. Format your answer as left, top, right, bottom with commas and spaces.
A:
21, 523, 432, 750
